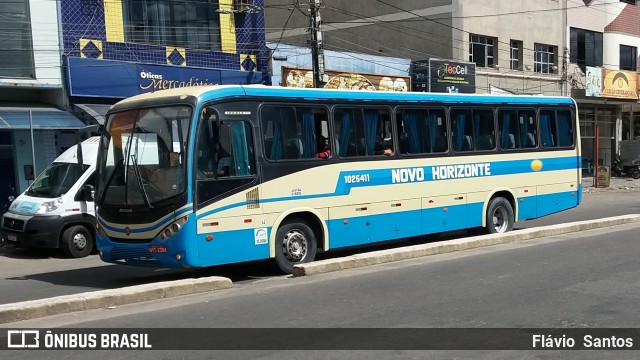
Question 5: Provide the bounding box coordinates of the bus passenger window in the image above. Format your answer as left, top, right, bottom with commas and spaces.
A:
451, 109, 474, 152
396, 108, 447, 154
334, 107, 391, 157
261, 106, 329, 160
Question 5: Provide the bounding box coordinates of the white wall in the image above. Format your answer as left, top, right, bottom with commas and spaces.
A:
0, 0, 63, 88
604, 33, 639, 71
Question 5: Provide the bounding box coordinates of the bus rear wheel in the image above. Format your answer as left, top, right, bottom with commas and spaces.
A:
486, 197, 514, 234
61, 225, 94, 258
275, 219, 317, 274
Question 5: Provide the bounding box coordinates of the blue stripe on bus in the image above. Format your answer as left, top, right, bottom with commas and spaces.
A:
101, 190, 578, 268
99, 205, 193, 235
197, 156, 579, 219
327, 191, 578, 250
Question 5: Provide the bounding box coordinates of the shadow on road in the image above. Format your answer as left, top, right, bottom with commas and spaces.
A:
0, 230, 470, 293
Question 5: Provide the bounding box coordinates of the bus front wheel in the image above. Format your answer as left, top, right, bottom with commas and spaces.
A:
486, 197, 514, 234
61, 225, 94, 258
275, 219, 318, 274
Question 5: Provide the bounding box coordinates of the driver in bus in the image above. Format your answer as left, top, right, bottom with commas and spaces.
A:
215, 142, 232, 176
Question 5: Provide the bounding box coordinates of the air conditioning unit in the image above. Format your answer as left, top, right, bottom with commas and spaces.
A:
234, 0, 254, 13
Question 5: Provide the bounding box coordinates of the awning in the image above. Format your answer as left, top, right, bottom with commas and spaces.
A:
0, 107, 86, 129
74, 104, 112, 125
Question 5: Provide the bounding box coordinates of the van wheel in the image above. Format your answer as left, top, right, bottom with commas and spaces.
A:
486, 197, 514, 234
61, 225, 94, 258
275, 219, 317, 274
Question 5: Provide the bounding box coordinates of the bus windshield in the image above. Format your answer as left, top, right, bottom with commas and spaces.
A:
96, 106, 191, 206
26, 163, 89, 198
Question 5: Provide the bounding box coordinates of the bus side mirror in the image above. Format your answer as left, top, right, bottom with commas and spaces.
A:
79, 184, 95, 201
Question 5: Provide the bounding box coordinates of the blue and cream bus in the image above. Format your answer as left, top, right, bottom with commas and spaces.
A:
95, 85, 581, 273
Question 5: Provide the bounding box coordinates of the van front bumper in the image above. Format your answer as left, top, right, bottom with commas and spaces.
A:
1, 212, 61, 249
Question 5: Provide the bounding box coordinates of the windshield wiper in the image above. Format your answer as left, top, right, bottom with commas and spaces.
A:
130, 154, 153, 209
98, 158, 123, 205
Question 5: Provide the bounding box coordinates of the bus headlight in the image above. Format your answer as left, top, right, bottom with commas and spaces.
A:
36, 197, 63, 214
158, 216, 188, 241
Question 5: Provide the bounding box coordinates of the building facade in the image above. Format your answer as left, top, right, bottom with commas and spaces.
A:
0, 0, 271, 209
62, 0, 270, 122
265, 0, 566, 95
0, 0, 86, 210
567, 0, 640, 174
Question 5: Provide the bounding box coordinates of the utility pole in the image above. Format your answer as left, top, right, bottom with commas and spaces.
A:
309, 0, 326, 88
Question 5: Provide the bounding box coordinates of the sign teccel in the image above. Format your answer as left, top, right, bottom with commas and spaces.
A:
410, 58, 476, 94
437, 64, 469, 78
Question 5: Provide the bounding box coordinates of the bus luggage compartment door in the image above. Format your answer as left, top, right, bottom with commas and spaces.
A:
328, 204, 371, 248
369, 199, 421, 242
421, 194, 467, 234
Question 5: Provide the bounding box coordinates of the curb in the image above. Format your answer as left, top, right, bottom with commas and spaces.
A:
0, 276, 232, 324
292, 214, 640, 277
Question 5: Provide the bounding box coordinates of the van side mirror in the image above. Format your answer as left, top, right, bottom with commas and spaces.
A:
77, 184, 95, 202
24, 165, 34, 181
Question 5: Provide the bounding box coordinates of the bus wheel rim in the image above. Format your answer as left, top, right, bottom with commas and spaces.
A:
282, 230, 307, 262
73, 233, 87, 250
492, 207, 508, 233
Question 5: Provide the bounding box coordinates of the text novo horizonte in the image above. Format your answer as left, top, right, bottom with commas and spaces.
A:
391, 163, 491, 184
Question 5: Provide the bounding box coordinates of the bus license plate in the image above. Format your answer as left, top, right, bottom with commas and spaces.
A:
148, 245, 167, 254
6, 234, 17, 242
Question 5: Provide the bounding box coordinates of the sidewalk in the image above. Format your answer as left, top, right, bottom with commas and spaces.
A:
582, 176, 640, 192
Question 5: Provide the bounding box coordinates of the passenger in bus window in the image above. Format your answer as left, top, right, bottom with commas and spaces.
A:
374, 136, 394, 156
316, 135, 331, 159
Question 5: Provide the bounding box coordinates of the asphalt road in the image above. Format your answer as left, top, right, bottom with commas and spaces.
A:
0, 190, 638, 306
3, 222, 640, 360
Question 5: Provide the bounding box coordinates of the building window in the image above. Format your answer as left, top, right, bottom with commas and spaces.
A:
510, 40, 523, 71
569, 28, 603, 72
0, 0, 35, 78
534, 43, 557, 74
469, 35, 495, 68
620, 45, 637, 71
123, 0, 221, 51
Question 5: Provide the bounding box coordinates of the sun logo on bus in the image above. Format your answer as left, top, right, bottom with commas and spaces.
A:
531, 160, 543, 172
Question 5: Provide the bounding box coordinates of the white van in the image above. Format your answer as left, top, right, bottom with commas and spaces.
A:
0, 137, 99, 257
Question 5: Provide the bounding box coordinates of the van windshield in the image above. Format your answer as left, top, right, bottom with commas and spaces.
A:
26, 163, 89, 198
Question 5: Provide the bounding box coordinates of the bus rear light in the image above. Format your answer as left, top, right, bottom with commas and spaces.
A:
206, 235, 214, 241
176, 254, 182, 261
244, 219, 252, 223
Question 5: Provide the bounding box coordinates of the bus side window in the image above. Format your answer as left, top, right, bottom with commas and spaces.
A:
474, 109, 495, 151
451, 109, 474, 152
261, 106, 329, 160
